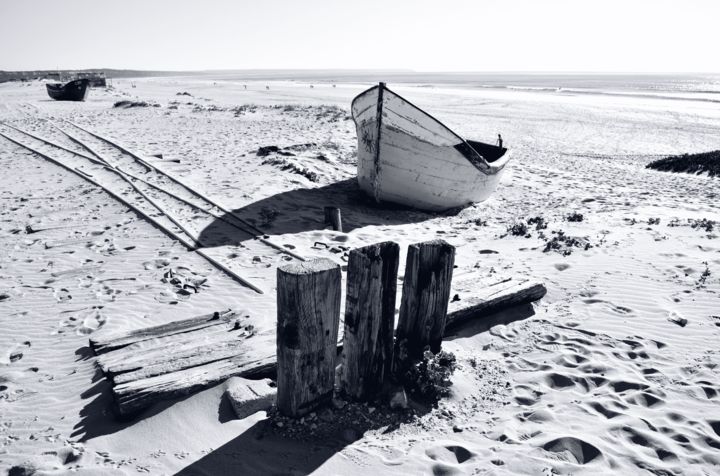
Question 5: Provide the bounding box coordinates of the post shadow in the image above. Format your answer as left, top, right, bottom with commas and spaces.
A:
175, 402, 423, 476
196, 178, 437, 248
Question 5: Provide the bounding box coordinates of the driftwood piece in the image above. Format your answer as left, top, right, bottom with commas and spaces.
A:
89, 309, 238, 354
394, 240, 455, 371
340, 242, 399, 401
447, 278, 547, 328
323, 206, 342, 232
276, 258, 341, 417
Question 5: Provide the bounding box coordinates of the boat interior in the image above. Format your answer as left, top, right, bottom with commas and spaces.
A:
466, 140, 507, 163
454, 140, 507, 167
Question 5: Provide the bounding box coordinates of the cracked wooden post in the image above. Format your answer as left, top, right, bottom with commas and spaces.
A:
277, 258, 341, 417
394, 240, 455, 375
340, 241, 400, 401
324, 206, 342, 232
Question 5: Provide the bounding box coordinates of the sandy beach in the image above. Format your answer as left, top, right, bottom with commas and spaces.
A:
1, 75, 719, 475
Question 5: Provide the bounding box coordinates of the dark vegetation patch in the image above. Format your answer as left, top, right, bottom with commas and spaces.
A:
271, 104, 350, 122
646, 150, 720, 177
543, 230, 592, 256
261, 156, 319, 182
527, 216, 548, 230
506, 216, 547, 238
508, 222, 530, 237
401, 350, 457, 402
113, 100, 160, 108
566, 212, 584, 222
668, 218, 716, 233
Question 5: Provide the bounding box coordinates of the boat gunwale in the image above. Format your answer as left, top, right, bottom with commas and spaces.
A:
350, 84, 511, 174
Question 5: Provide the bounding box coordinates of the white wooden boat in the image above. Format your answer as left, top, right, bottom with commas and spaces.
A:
351, 83, 510, 211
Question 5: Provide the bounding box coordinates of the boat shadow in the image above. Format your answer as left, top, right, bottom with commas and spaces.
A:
196, 178, 438, 249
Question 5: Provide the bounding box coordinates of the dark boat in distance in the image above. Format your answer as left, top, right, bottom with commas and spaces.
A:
46, 79, 90, 101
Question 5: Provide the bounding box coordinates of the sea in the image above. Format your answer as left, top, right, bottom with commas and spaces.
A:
196, 71, 720, 103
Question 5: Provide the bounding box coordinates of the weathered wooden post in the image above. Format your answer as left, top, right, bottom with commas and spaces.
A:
323, 206, 343, 232
394, 240, 455, 374
276, 258, 341, 417
340, 241, 400, 401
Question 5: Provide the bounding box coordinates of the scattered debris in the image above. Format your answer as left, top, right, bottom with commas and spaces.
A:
225, 377, 276, 419
668, 315, 688, 327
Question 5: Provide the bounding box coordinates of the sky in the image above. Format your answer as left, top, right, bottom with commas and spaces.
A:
1, 0, 718, 72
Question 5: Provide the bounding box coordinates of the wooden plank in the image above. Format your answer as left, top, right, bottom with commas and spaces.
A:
446, 278, 547, 328
276, 258, 341, 417
340, 242, 399, 401
113, 347, 276, 418
323, 206, 343, 232
98, 322, 243, 377
394, 240, 455, 374
89, 309, 238, 354
113, 336, 258, 385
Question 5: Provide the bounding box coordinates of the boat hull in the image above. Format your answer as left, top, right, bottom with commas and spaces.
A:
352, 85, 510, 212
46, 79, 90, 101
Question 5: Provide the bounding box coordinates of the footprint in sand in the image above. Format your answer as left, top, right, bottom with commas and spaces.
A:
425, 445, 475, 465
514, 384, 544, 406
54, 288, 72, 302
586, 401, 624, 419
540, 436, 602, 464
57, 309, 106, 335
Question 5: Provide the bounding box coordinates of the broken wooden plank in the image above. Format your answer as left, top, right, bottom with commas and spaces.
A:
89, 309, 239, 354
96, 321, 241, 376
113, 348, 276, 418
112, 336, 256, 384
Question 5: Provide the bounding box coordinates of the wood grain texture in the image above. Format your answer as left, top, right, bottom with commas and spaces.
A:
276, 258, 341, 417
340, 241, 399, 401
395, 240, 456, 371
113, 347, 276, 417
90, 309, 238, 354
